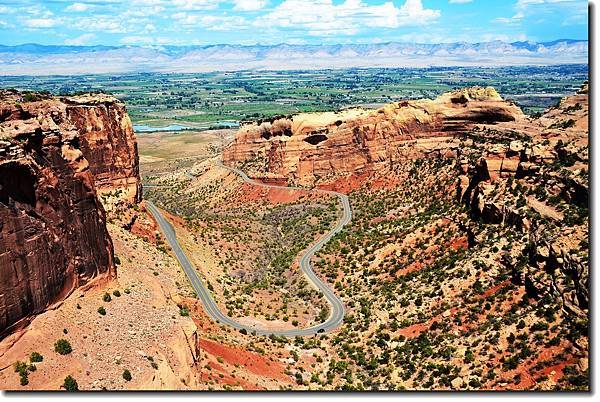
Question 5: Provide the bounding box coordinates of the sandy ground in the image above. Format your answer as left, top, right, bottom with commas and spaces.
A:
0, 221, 199, 390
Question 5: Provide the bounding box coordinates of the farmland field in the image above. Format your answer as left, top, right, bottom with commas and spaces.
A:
0, 65, 587, 130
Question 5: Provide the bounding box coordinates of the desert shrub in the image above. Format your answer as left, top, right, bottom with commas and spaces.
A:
531, 322, 549, 332
14, 361, 27, 374
23, 92, 41, 102
54, 339, 72, 355
30, 352, 43, 363
464, 349, 475, 364
123, 369, 132, 381
103, 293, 112, 302
98, 306, 107, 316
63, 375, 78, 391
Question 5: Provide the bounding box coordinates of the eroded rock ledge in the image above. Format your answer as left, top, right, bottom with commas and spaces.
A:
223, 87, 525, 186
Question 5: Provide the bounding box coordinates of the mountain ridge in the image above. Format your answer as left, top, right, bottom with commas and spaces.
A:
0, 40, 588, 76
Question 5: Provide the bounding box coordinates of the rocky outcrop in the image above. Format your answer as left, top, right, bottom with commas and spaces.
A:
64, 94, 141, 204
458, 85, 589, 316
0, 91, 140, 336
223, 87, 524, 186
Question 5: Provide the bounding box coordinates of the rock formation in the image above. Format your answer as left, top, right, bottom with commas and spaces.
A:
65, 94, 142, 204
457, 83, 589, 317
224, 84, 589, 319
223, 87, 525, 185
0, 91, 140, 336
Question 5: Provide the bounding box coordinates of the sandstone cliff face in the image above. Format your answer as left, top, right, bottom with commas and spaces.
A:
65, 94, 141, 205
223, 87, 524, 185
0, 91, 139, 336
457, 84, 589, 317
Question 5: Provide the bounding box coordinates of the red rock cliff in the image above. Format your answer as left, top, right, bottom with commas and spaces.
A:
0, 91, 139, 336
65, 94, 141, 204
223, 87, 525, 186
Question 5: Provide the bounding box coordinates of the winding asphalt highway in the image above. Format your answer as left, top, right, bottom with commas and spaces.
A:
145, 160, 351, 336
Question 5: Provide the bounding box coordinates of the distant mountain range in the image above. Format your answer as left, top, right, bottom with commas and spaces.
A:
0, 40, 588, 75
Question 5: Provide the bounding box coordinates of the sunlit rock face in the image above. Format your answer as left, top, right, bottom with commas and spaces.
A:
223, 87, 525, 186
0, 91, 140, 335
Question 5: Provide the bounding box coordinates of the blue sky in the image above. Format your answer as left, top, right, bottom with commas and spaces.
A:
0, 0, 589, 46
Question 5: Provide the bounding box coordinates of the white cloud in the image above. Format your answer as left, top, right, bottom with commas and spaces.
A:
494, 11, 524, 24
516, 0, 579, 7
22, 18, 58, 28
144, 23, 157, 32
72, 16, 126, 33
448, 0, 472, 3
64, 33, 96, 45
172, 0, 223, 10
23, 4, 54, 18
123, 6, 166, 17
66, 3, 91, 12
255, 0, 440, 36
0, 5, 15, 14
131, 0, 166, 5
232, 0, 268, 11
173, 12, 248, 30
514, 0, 586, 26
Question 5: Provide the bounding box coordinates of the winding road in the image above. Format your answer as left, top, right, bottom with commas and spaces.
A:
145, 160, 351, 336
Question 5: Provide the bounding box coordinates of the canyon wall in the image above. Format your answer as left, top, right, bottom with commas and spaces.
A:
223, 87, 525, 186
65, 94, 141, 204
0, 91, 140, 335
457, 84, 589, 317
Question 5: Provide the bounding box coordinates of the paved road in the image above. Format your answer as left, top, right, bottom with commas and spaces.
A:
145, 161, 351, 336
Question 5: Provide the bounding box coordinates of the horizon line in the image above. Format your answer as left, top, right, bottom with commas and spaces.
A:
0, 38, 589, 49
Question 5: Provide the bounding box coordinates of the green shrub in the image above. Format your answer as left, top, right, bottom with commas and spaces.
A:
14, 361, 27, 374
30, 352, 43, 363
531, 322, 549, 332
54, 339, 72, 355
464, 349, 475, 364
63, 375, 78, 391
23, 92, 41, 102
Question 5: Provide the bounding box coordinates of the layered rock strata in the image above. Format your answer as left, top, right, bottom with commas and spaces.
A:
0, 91, 140, 335
223, 87, 525, 185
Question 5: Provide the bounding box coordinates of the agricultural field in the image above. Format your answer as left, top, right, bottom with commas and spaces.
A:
0, 65, 587, 130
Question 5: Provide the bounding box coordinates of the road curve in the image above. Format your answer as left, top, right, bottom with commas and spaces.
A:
145, 161, 351, 336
